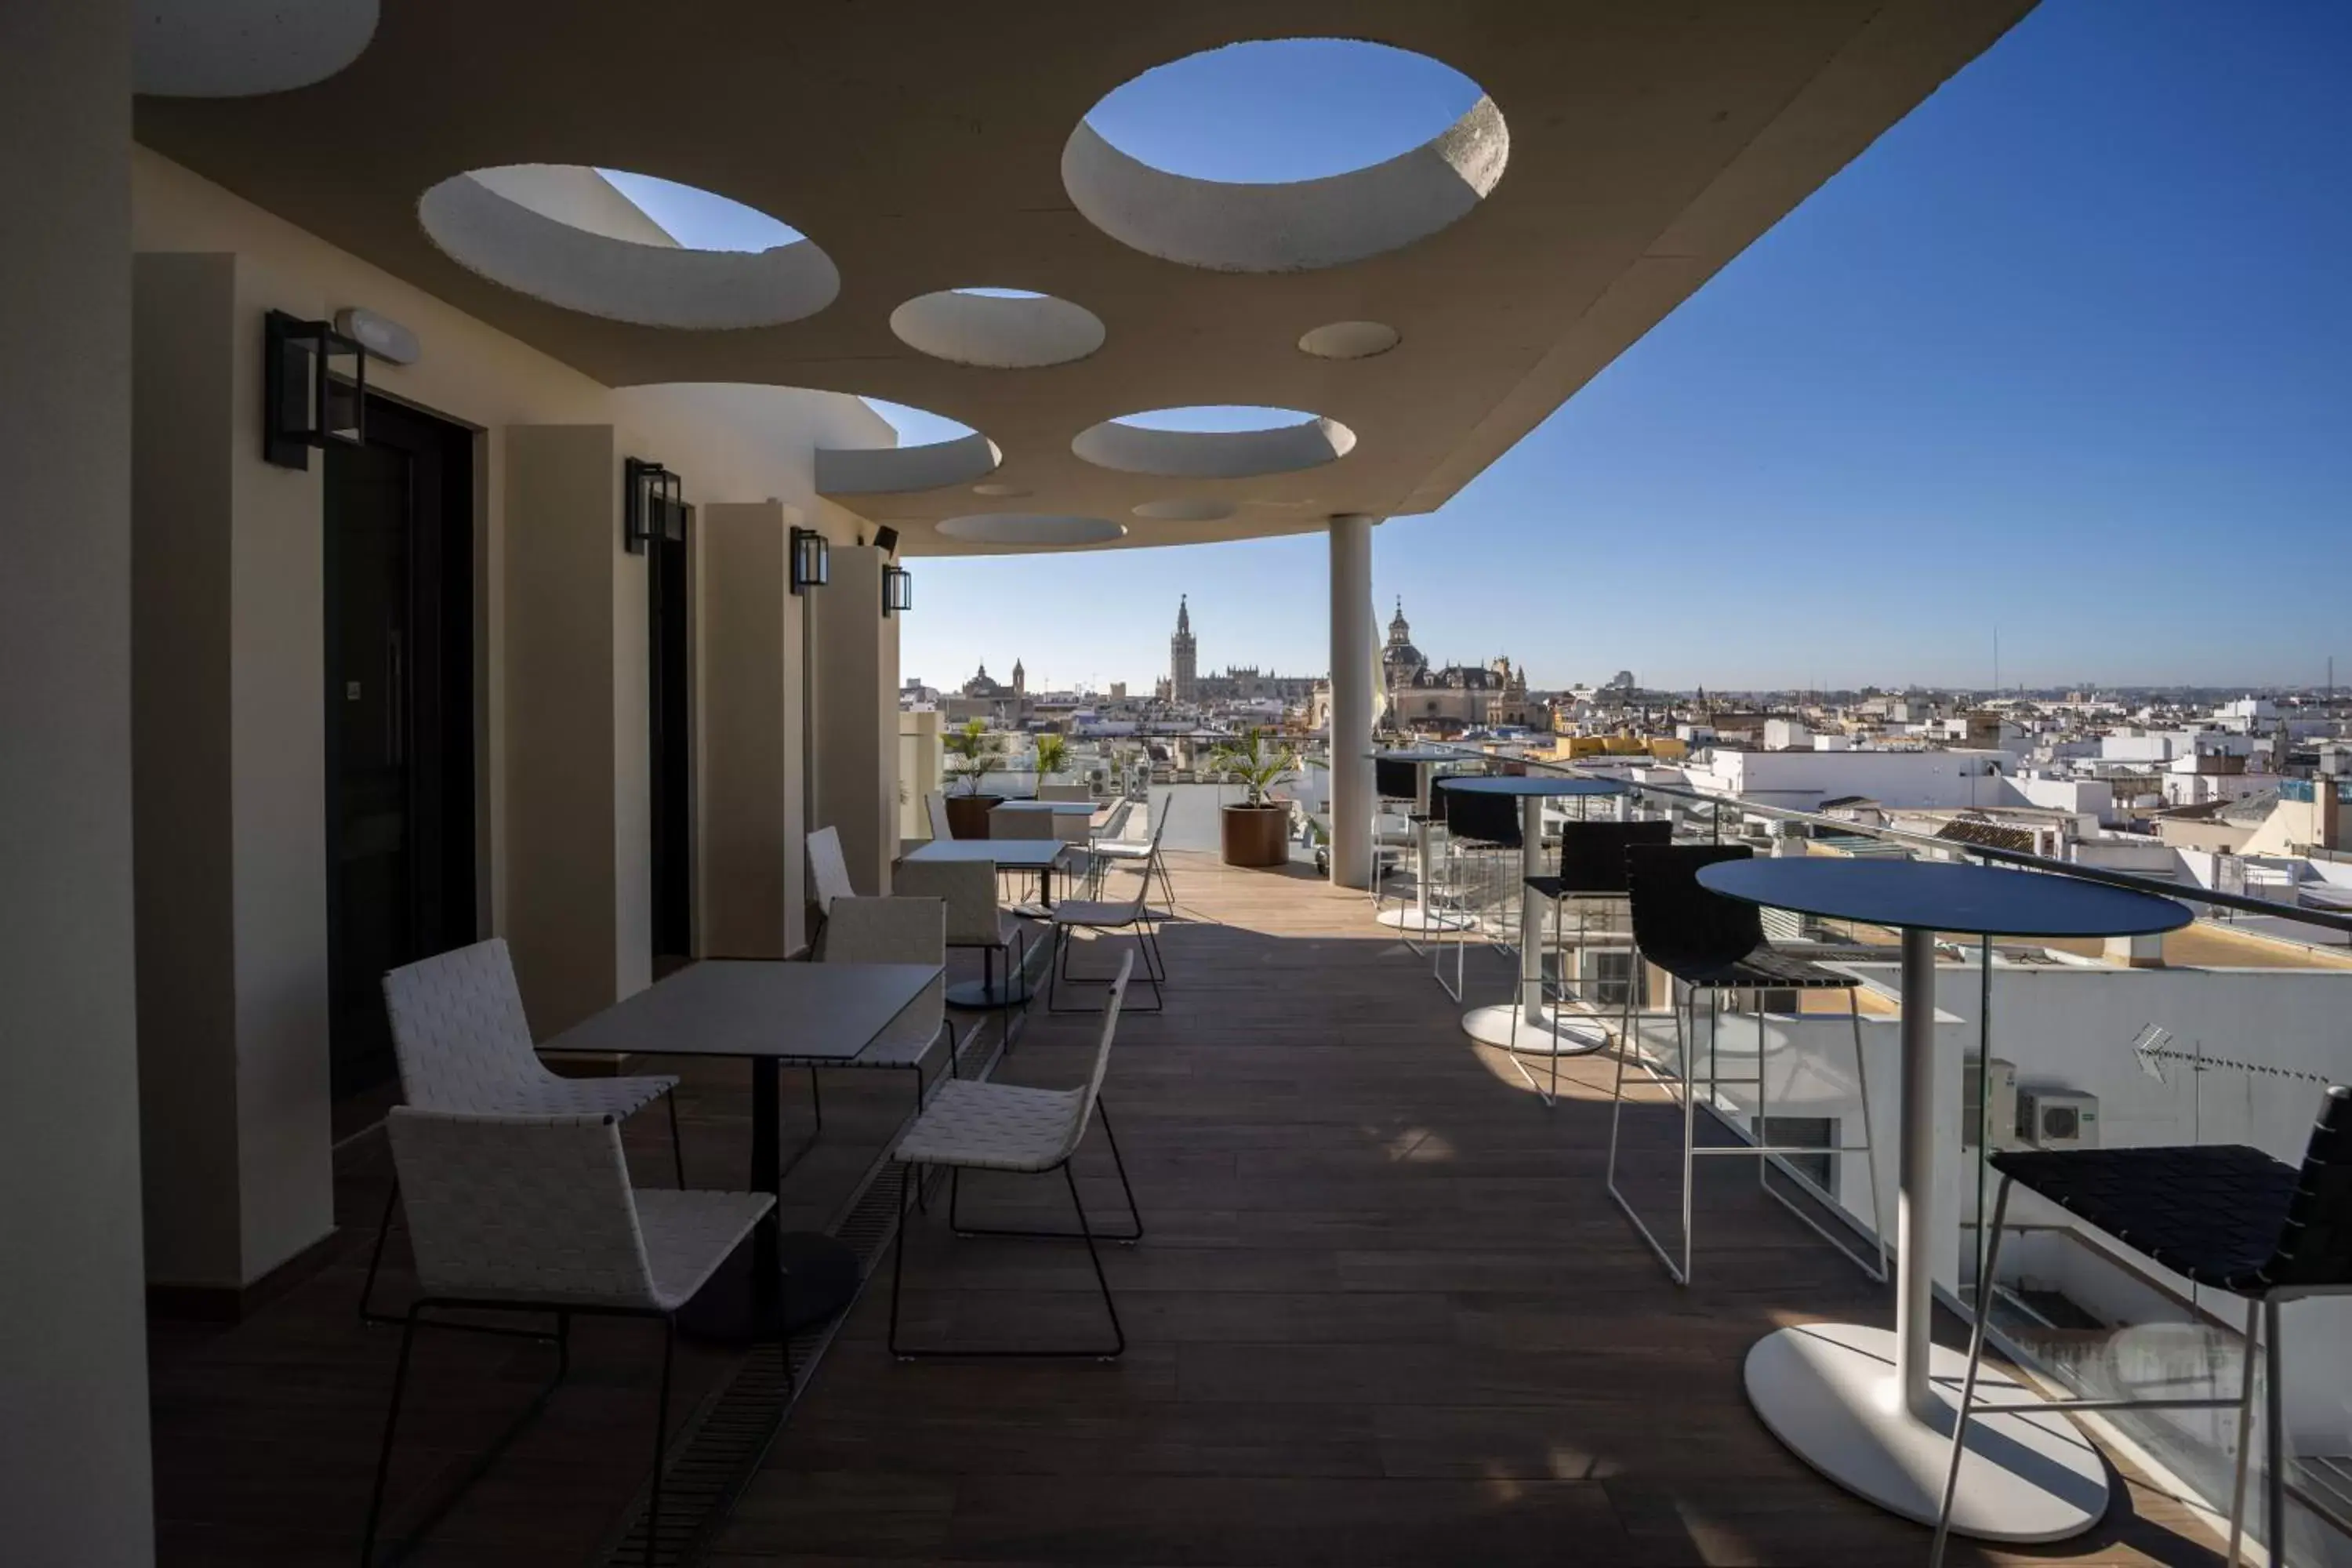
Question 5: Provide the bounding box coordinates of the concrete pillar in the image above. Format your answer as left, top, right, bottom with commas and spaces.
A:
1327, 514, 1376, 889
0, 0, 158, 1558
810, 544, 898, 895
699, 502, 807, 956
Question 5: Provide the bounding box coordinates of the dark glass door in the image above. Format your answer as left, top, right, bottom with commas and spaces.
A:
325, 397, 476, 1098
648, 507, 694, 975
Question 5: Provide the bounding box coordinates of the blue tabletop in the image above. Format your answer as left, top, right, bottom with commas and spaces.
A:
1697, 858, 2191, 938
1438, 775, 1624, 797
1366, 750, 1462, 764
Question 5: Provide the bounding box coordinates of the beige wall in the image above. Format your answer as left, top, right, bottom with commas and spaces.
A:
1, 0, 156, 1557
127, 147, 887, 1284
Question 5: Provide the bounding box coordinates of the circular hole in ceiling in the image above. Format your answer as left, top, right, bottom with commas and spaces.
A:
889, 289, 1105, 369
819, 397, 998, 495
417, 165, 837, 329
1133, 499, 1238, 523
1299, 320, 1401, 360
1062, 39, 1505, 272
1073, 405, 1356, 479
937, 514, 1128, 548
136, 0, 379, 96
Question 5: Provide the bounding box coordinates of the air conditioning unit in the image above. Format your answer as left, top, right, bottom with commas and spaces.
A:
1962, 1057, 2020, 1151
2018, 1086, 2100, 1150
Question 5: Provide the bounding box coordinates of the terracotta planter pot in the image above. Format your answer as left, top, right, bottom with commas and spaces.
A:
1220, 802, 1290, 868
943, 793, 1003, 840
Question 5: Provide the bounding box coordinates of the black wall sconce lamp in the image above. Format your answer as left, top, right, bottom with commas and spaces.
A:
623, 458, 684, 554
263, 310, 365, 468
882, 564, 914, 616
789, 527, 829, 593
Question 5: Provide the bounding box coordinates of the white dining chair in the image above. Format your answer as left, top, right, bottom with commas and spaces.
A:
797, 896, 956, 1126
924, 789, 953, 843
362, 1108, 773, 1568
808, 824, 858, 915
1046, 812, 1167, 1014
897, 856, 1030, 1032
362, 938, 684, 1323
887, 953, 1140, 1359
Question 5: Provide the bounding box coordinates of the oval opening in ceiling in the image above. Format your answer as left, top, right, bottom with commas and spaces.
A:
890, 289, 1105, 369
1062, 39, 1505, 272
1299, 320, 1401, 360
1074, 406, 1355, 479
136, 0, 379, 96
418, 165, 837, 329
1084, 38, 1482, 184
819, 397, 998, 495
937, 514, 1127, 548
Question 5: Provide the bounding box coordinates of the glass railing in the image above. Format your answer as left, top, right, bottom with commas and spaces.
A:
1389, 738, 2352, 1566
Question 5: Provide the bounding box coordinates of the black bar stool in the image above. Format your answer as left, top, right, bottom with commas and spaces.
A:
1516, 819, 1672, 1102
1933, 1085, 2352, 1568
1434, 782, 1522, 1002
1608, 843, 1886, 1287
1370, 755, 1421, 915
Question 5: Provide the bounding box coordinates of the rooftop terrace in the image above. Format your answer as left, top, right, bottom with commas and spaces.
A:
153, 850, 2226, 1566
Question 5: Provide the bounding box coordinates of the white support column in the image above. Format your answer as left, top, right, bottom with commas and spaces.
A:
1327, 514, 1375, 889
1, 0, 157, 1559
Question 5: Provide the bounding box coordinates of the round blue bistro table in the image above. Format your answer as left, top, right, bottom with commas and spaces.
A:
1696, 857, 2190, 1544
1436, 775, 1626, 1056
1366, 750, 1479, 935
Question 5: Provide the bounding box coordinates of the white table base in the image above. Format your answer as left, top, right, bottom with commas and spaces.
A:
1461, 1000, 1606, 1055
1377, 906, 1473, 934
1744, 1323, 2108, 1541
1742, 927, 2105, 1542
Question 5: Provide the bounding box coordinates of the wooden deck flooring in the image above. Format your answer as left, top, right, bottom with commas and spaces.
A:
148, 851, 2229, 1566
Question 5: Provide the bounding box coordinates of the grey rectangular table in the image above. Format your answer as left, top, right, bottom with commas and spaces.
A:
903, 836, 1068, 909
540, 959, 939, 1342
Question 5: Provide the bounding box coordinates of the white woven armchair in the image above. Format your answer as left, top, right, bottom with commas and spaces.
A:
1046, 809, 1167, 1015
887, 953, 1140, 1359
362, 1109, 773, 1568
363, 938, 684, 1324
793, 895, 958, 1128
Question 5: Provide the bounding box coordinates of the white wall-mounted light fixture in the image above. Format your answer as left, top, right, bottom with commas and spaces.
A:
333, 307, 419, 366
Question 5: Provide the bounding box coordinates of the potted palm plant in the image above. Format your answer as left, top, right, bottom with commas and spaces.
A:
942, 718, 1003, 839
1032, 731, 1072, 787
1210, 729, 1301, 868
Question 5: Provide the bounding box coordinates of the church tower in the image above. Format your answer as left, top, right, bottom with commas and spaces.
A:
1169, 597, 1198, 702
1011, 659, 1025, 695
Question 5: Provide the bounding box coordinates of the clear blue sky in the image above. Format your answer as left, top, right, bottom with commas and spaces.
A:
619, 3, 2352, 695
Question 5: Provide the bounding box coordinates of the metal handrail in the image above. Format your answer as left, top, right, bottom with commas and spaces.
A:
1396, 739, 2352, 938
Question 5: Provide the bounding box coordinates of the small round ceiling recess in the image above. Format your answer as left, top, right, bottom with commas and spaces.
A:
1133, 499, 1237, 522
890, 289, 1105, 368
136, 0, 379, 96
1073, 407, 1356, 479
417, 166, 837, 329
937, 514, 1127, 547
1062, 39, 1506, 273
1299, 321, 1401, 360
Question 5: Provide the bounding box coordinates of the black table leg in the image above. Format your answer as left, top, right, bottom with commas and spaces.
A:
677, 1055, 862, 1345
